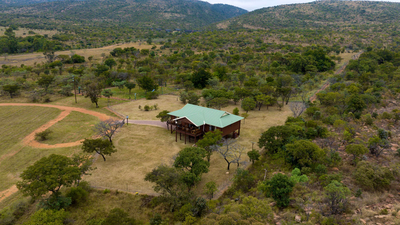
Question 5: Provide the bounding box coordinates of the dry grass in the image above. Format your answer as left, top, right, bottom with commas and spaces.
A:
43, 111, 99, 145
89, 95, 293, 195
0, 26, 58, 38
0, 42, 161, 66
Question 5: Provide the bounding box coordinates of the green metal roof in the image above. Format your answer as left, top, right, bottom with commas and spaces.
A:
168, 104, 243, 128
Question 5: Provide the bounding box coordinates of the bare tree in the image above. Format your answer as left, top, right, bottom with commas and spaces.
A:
212, 139, 246, 170
94, 118, 124, 143
289, 102, 307, 118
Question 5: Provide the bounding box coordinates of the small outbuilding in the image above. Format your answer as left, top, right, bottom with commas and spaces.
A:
167, 104, 243, 144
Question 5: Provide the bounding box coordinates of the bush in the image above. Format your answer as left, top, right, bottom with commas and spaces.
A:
103, 189, 111, 194
66, 187, 89, 205
319, 173, 342, 187
150, 213, 163, 225
381, 112, 392, 120
35, 130, 52, 141
305, 106, 320, 117
103, 208, 137, 225
324, 181, 350, 215
315, 164, 327, 176
289, 168, 308, 184
233, 107, 239, 115
146, 91, 159, 100
39, 195, 71, 210
353, 161, 394, 191
259, 173, 294, 208
174, 203, 193, 221
233, 168, 255, 192
285, 140, 325, 168
144, 105, 151, 111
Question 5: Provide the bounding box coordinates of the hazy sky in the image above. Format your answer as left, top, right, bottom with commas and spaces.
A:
203, 0, 400, 11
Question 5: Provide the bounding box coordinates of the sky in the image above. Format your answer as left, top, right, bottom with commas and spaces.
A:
202, 0, 400, 11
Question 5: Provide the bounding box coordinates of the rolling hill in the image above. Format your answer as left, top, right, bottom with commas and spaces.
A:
0, 0, 247, 29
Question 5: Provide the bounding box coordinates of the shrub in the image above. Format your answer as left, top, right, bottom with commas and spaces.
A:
174, 203, 193, 221
353, 161, 394, 191
35, 130, 52, 141
319, 173, 342, 187
324, 181, 351, 215
103, 189, 111, 194
315, 164, 327, 176
233, 168, 255, 192
150, 213, 163, 225
259, 173, 294, 208
363, 114, 374, 126
144, 105, 151, 111
103, 208, 137, 225
146, 91, 159, 100
66, 187, 89, 205
39, 195, 71, 210
289, 168, 308, 184
285, 140, 325, 168
247, 149, 260, 164
381, 112, 392, 120
345, 144, 368, 165
305, 106, 320, 117
233, 107, 239, 115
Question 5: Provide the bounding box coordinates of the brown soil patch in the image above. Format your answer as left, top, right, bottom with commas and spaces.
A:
0, 185, 18, 203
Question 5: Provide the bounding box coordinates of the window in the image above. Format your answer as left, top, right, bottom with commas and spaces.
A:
209, 125, 215, 131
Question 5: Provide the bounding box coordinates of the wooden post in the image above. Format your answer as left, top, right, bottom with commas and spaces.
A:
238, 121, 241, 136
176, 129, 177, 142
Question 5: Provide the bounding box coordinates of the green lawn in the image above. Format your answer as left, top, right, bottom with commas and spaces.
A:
43, 111, 99, 145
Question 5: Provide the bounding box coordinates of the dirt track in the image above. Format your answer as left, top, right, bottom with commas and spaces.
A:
0, 103, 113, 149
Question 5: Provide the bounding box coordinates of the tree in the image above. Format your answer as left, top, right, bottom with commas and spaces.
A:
137, 75, 158, 92
71, 154, 95, 184
233, 107, 239, 115
258, 125, 302, 154
213, 139, 245, 170
324, 181, 350, 215
247, 149, 260, 164
285, 140, 325, 168
156, 110, 170, 123
37, 74, 55, 92
81, 138, 116, 161
125, 82, 136, 99
2, 84, 20, 98
353, 161, 394, 191
204, 181, 217, 199
102, 89, 114, 103
255, 94, 272, 110
345, 144, 368, 164
71, 54, 85, 63
173, 147, 210, 190
276, 75, 294, 105
208, 97, 229, 110
145, 165, 185, 198
191, 68, 212, 89
288, 102, 307, 118
94, 118, 124, 143
85, 82, 103, 108
259, 173, 294, 208
104, 58, 117, 69
24, 209, 67, 225
241, 97, 256, 113
197, 130, 223, 162
187, 91, 200, 105
103, 208, 137, 225
17, 154, 81, 199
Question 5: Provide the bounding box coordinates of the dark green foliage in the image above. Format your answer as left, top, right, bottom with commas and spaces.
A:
345, 144, 368, 164
102, 208, 137, 225
35, 129, 52, 141
258, 125, 303, 154
324, 181, 350, 215
192, 197, 208, 217
319, 173, 342, 187
247, 149, 260, 164
81, 138, 116, 161
156, 110, 170, 122
137, 75, 158, 92
149, 213, 163, 225
233, 168, 255, 192
233, 107, 239, 115
125, 82, 136, 99
71, 54, 85, 63
204, 181, 217, 199
285, 140, 325, 168
104, 58, 117, 69
196, 130, 222, 162
23, 209, 68, 225
259, 173, 294, 208
353, 161, 394, 191
66, 187, 89, 205
191, 69, 212, 89
2, 84, 20, 98
16, 154, 81, 199
145, 91, 159, 100
241, 97, 256, 113
39, 195, 72, 210
315, 164, 327, 176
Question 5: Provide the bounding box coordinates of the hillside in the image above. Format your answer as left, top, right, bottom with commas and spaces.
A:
0, 0, 247, 29
216, 0, 400, 30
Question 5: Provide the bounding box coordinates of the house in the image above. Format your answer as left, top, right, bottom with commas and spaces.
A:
167, 104, 243, 144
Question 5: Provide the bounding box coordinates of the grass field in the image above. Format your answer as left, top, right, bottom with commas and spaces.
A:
43, 111, 99, 145
0, 26, 58, 38
0, 42, 161, 66
87, 95, 293, 196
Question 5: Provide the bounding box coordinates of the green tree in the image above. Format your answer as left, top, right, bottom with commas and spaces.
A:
255, 94, 272, 110
102, 208, 137, 225
125, 82, 136, 99
104, 58, 117, 69
204, 181, 217, 199
285, 140, 325, 168
156, 110, 170, 122
241, 97, 256, 113
197, 130, 223, 162
289, 168, 308, 184
247, 149, 260, 164
37, 74, 55, 92
353, 161, 394, 191
208, 97, 229, 110
191, 68, 212, 89
258, 125, 303, 154
259, 173, 294, 208
23, 209, 67, 225
187, 91, 200, 105
144, 165, 185, 198
85, 82, 103, 108
233, 107, 239, 115
137, 75, 158, 92
17, 154, 81, 199
102, 89, 113, 103
71, 54, 85, 63
2, 84, 20, 98
173, 147, 210, 190
345, 144, 368, 164
324, 181, 351, 215
81, 138, 116, 161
